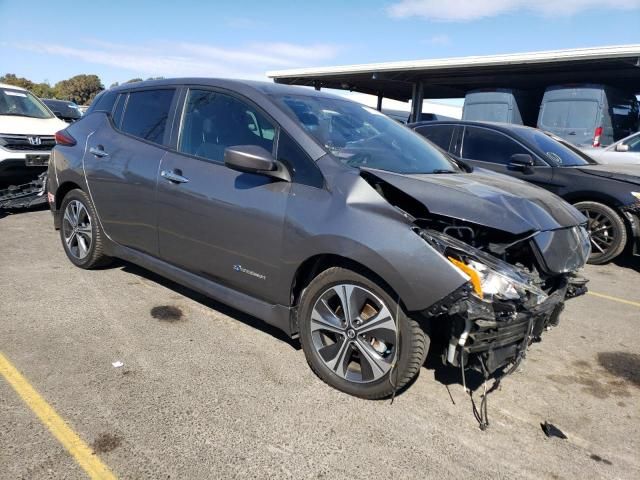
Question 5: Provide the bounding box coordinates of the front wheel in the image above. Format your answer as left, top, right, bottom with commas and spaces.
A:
298, 267, 429, 399
574, 201, 627, 265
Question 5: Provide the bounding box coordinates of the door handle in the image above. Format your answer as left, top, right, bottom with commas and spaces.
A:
89, 145, 109, 157
161, 169, 189, 184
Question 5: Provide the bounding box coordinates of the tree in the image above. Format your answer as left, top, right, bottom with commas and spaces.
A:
1, 73, 35, 90
1, 73, 55, 99
54, 74, 104, 105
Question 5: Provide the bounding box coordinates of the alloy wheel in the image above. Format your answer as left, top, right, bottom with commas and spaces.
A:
310, 284, 398, 383
62, 200, 93, 260
579, 207, 616, 256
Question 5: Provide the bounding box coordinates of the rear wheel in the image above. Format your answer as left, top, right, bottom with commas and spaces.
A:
574, 201, 627, 264
60, 189, 111, 269
299, 267, 428, 399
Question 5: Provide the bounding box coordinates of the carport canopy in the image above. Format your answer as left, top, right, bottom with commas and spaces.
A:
267, 44, 640, 122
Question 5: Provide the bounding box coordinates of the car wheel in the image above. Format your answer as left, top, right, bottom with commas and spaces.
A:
574, 201, 627, 265
60, 189, 110, 269
298, 267, 429, 399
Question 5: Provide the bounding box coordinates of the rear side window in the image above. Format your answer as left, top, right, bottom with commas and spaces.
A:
120, 89, 175, 145
90, 90, 117, 113
178, 89, 275, 163
415, 125, 455, 151
461, 126, 528, 165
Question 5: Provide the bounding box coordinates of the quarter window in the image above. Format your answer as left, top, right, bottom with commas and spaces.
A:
277, 131, 323, 188
120, 89, 175, 145
179, 89, 275, 163
415, 125, 455, 151
461, 127, 528, 165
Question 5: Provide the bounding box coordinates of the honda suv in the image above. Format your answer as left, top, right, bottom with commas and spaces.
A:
48, 79, 589, 399
0, 83, 67, 207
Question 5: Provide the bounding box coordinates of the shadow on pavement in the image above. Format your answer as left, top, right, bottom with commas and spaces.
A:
118, 260, 301, 351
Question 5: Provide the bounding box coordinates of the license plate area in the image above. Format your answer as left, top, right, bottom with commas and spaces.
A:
25, 154, 50, 167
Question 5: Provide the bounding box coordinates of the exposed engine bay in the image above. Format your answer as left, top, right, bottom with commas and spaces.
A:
361, 169, 590, 427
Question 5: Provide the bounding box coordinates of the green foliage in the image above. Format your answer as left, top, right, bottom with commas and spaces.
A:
1, 73, 57, 100
54, 74, 104, 105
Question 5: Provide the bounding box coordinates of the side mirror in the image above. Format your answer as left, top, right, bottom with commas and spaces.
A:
615, 143, 630, 152
508, 153, 535, 172
224, 145, 290, 182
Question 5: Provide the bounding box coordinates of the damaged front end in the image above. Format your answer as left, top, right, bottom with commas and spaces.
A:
417, 226, 589, 375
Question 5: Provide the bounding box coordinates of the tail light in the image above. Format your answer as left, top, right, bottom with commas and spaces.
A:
55, 129, 76, 146
592, 126, 603, 148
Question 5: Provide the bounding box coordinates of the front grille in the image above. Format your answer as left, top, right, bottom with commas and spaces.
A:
0, 135, 56, 152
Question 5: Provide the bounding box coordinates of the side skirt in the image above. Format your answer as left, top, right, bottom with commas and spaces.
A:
109, 243, 294, 336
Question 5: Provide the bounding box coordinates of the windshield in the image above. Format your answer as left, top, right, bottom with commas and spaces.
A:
516, 128, 595, 166
273, 94, 459, 174
0, 88, 53, 119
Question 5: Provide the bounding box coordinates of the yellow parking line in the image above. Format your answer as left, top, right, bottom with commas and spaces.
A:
0, 352, 117, 480
588, 291, 640, 309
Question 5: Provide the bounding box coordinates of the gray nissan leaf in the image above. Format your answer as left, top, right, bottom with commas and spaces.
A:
47, 79, 590, 399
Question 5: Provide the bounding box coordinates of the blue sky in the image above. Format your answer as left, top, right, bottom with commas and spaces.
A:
1, 0, 639, 90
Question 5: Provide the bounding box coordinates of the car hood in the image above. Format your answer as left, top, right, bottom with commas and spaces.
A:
362, 167, 585, 235
576, 164, 640, 186
0, 115, 68, 135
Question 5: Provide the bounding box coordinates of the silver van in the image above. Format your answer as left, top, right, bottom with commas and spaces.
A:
462, 89, 540, 125
537, 84, 639, 147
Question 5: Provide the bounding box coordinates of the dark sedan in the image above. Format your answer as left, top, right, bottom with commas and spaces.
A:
41, 99, 83, 123
410, 120, 640, 264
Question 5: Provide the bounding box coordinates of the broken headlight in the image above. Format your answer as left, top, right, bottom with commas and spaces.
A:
420, 229, 548, 305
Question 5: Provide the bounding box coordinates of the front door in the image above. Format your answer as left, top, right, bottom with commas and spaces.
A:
156, 88, 289, 301
458, 125, 554, 188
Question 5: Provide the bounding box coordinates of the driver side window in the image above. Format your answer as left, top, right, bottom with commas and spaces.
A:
461, 126, 528, 165
179, 89, 275, 163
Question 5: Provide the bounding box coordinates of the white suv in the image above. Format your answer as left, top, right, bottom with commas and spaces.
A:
0, 83, 67, 207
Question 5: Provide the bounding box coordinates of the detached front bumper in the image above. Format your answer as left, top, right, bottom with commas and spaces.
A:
424, 275, 587, 374
0, 172, 47, 209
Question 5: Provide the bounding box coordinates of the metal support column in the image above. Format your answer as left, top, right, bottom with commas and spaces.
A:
410, 81, 424, 123
376, 93, 383, 111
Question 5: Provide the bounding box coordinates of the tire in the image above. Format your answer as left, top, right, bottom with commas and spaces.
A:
298, 267, 429, 399
59, 188, 111, 269
574, 201, 627, 265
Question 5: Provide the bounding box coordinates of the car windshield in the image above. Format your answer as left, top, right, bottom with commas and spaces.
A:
273, 94, 459, 174
0, 88, 53, 119
516, 128, 594, 166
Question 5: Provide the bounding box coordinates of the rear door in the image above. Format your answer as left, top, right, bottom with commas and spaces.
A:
459, 125, 553, 187
156, 87, 292, 302
83, 88, 177, 256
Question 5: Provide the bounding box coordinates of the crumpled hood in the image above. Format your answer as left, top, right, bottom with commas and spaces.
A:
0, 115, 67, 135
362, 167, 585, 235
576, 164, 640, 186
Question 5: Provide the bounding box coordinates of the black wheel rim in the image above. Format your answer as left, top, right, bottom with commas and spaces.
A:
579, 208, 616, 257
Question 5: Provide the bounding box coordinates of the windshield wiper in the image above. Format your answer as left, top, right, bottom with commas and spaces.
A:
431, 169, 457, 174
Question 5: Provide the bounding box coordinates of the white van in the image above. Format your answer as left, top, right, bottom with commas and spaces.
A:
0, 83, 67, 193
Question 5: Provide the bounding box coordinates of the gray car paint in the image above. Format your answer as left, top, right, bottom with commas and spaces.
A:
48, 78, 587, 337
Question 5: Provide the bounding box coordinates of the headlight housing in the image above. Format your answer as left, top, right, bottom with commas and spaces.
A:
631, 192, 640, 201
420, 229, 548, 305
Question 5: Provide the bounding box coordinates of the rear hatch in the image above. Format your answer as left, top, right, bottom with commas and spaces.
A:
537, 86, 603, 147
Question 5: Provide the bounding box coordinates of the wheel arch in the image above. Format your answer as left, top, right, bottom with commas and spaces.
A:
55, 180, 83, 211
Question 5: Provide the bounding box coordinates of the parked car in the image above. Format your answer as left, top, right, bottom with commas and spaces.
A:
462, 88, 540, 126
48, 79, 589, 399
537, 84, 639, 148
0, 83, 67, 207
41, 99, 83, 123
382, 109, 456, 124
410, 120, 640, 264
581, 131, 640, 165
